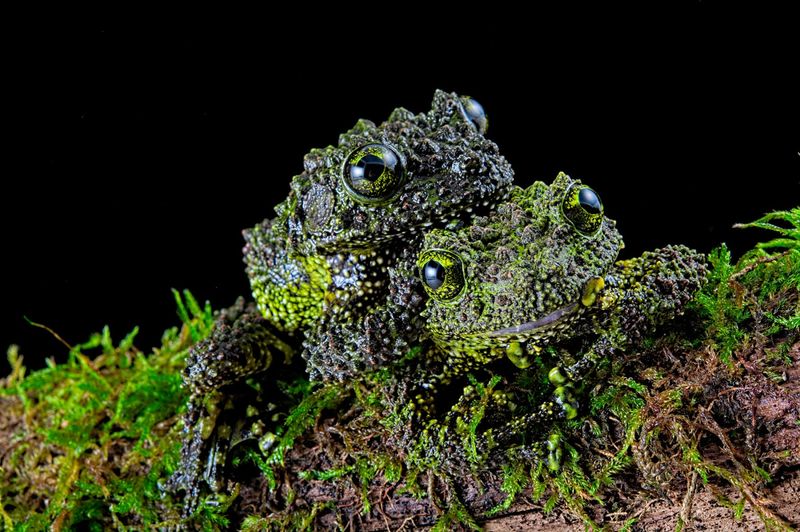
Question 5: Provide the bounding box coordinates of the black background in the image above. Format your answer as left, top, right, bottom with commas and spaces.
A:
4, 8, 798, 372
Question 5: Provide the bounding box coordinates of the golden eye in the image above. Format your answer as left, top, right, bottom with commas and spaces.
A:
417, 249, 466, 302
341, 143, 405, 203
562, 184, 604, 235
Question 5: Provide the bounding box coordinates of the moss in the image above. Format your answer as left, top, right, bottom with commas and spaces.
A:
2, 209, 799, 530
0, 290, 211, 530
431, 493, 481, 532
486, 460, 527, 516
241, 501, 335, 531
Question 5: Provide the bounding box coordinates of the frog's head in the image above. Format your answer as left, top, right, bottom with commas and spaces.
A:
417, 173, 623, 361
276, 90, 513, 254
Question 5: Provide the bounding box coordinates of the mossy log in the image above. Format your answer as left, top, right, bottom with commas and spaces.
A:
1, 211, 798, 530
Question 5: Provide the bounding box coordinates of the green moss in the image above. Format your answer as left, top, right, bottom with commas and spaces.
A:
431, 493, 481, 532
694, 244, 749, 364
241, 501, 335, 531
265, 384, 344, 467
695, 208, 800, 366
0, 290, 212, 530
486, 461, 527, 516
2, 208, 799, 530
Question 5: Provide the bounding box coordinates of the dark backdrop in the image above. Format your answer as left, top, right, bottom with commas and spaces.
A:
4, 8, 798, 372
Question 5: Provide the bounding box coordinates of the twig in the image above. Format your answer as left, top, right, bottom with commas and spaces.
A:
697, 410, 793, 529
729, 251, 790, 282
678, 471, 699, 530
23, 317, 72, 351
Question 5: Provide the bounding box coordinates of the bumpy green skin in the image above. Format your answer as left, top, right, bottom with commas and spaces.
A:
413, 173, 708, 462
421, 174, 623, 358
278, 89, 507, 255
174, 91, 513, 510
243, 90, 513, 381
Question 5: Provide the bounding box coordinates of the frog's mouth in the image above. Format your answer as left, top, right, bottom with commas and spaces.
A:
485, 276, 606, 338
487, 301, 580, 337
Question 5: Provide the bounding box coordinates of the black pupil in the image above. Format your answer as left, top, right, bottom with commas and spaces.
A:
578, 187, 602, 214
351, 154, 386, 183
423, 260, 446, 290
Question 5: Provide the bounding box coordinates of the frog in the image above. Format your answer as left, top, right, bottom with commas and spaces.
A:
244, 89, 513, 381
407, 172, 707, 470
171, 91, 514, 512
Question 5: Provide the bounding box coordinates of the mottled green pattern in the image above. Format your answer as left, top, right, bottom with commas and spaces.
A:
421, 174, 622, 351
176, 91, 514, 512
408, 173, 707, 466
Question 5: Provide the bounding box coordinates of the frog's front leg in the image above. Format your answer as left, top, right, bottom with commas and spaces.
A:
183, 299, 294, 394
515, 245, 709, 469
549, 245, 708, 399
170, 299, 296, 513
302, 249, 427, 382
601, 244, 708, 345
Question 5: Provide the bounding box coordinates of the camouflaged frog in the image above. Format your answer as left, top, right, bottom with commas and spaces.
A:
173, 91, 513, 508
411, 173, 707, 468
242, 90, 513, 381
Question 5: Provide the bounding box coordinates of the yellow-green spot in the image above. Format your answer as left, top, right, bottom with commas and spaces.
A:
548, 367, 568, 385
506, 341, 532, 369
581, 276, 605, 307
257, 253, 332, 332
547, 433, 563, 472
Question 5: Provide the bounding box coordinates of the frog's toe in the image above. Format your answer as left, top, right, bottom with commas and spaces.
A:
546, 432, 563, 471
553, 384, 579, 420
547, 367, 581, 419
504, 431, 564, 473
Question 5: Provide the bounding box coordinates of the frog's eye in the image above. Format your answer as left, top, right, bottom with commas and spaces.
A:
460, 96, 488, 134
417, 249, 466, 302
562, 184, 604, 235
342, 143, 406, 204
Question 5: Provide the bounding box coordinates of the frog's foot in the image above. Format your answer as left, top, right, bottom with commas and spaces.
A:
545, 432, 565, 471
485, 395, 572, 450
547, 359, 596, 421
422, 376, 569, 469
169, 390, 278, 516
545, 339, 613, 416
171, 299, 297, 513
166, 390, 230, 515
506, 432, 566, 472
440, 378, 514, 430
184, 299, 294, 394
